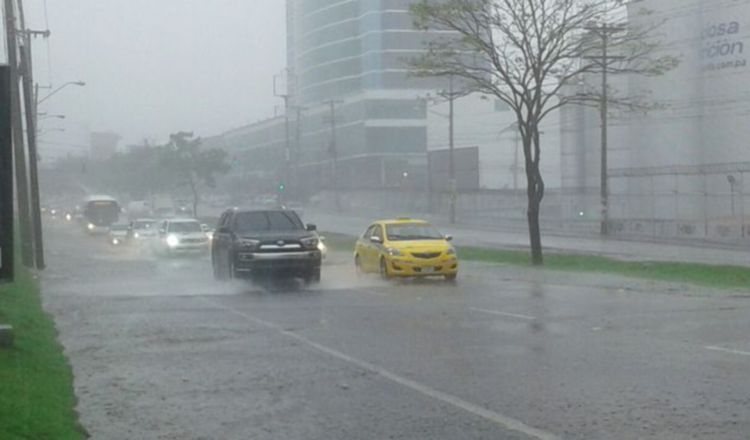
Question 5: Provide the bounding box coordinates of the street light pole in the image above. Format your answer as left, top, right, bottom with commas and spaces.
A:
37, 80, 85, 105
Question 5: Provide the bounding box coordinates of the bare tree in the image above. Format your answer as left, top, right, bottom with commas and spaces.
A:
410, 0, 677, 264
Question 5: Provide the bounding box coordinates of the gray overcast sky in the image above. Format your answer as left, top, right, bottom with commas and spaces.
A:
21, 0, 286, 155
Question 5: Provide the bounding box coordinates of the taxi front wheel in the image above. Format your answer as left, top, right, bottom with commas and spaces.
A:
379, 258, 391, 280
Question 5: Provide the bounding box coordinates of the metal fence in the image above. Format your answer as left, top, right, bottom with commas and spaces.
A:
608, 162, 750, 242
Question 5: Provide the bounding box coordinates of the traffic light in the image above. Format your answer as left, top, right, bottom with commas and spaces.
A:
278, 183, 286, 193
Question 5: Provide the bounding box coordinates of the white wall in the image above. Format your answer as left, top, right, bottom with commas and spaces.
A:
426, 93, 562, 190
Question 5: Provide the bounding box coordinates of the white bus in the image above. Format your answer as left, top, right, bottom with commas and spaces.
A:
82, 195, 120, 234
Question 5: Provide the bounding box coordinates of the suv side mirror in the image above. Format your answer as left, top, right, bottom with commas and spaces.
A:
306, 223, 317, 231
370, 236, 382, 244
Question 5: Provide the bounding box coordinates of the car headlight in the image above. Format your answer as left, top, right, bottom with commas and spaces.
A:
301, 237, 319, 249
385, 247, 403, 257
317, 240, 327, 253
236, 238, 260, 250
87, 223, 95, 230
65, 213, 72, 221
166, 234, 180, 247
112, 238, 120, 245
133, 232, 140, 239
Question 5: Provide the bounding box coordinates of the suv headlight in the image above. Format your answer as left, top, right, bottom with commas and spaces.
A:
301, 237, 319, 249
386, 247, 403, 257
236, 238, 260, 250
166, 234, 180, 247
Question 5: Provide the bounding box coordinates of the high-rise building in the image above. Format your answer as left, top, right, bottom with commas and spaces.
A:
286, 0, 451, 189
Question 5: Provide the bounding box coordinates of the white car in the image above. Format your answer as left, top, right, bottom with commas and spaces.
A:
155, 218, 210, 255
108, 223, 130, 246
128, 218, 159, 241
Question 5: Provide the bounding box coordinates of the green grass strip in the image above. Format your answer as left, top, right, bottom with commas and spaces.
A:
0, 266, 86, 439
322, 232, 750, 291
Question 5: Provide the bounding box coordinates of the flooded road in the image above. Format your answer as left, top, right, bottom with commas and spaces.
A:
40, 220, 750, 439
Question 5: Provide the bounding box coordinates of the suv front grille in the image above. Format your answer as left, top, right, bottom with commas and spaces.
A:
412, 252, 441, 259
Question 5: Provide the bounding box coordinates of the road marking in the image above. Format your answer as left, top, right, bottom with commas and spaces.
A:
200, 297, 559, 440
470, 307, 536, 321
705, 346, 750, 357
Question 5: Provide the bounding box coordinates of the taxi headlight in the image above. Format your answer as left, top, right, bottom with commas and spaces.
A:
87, 223, 95, 230
446, 247, 457, 256
386, 247, 403, 257
166, 234, 180, 247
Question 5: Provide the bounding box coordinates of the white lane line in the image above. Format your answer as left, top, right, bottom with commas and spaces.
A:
705, 346, 750, 357
200, 297, 558, 440
470, 307, 537, 321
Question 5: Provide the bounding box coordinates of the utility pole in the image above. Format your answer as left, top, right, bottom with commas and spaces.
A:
273, 71, 290, 205
0, 65, 14, 280
292, 105, 306, 198
324, 100, 342, 212
447, 76, 456, 224
585, 23, 625, 236
4, 0, 34, 267
17, 0, 49, 269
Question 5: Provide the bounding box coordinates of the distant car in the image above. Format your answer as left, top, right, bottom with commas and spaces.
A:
211, 209, 322, 284
108, 223, 130, 246
155, 218, 210, 255
354, 218, 458, 281
127, 218, 158, 241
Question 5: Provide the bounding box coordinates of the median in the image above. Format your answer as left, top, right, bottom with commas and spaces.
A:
0, 266, 86, 439
322, 232, 750, 291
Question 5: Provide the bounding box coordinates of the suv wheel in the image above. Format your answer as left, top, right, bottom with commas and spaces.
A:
304, 268, 321, 285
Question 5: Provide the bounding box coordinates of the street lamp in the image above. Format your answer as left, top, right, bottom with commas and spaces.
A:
37, 81, 86, 105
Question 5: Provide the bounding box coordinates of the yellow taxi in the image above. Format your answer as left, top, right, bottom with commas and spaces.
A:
354, 218, 458, 281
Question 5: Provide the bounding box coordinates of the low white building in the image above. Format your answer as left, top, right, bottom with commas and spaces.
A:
425, 93, 562, 191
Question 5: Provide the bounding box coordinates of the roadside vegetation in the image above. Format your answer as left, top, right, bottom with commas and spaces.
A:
323, 232, 750, 291
0, 267, 85, 439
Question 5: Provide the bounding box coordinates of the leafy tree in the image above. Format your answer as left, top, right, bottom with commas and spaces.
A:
410, 0, 677, 265
161, 131, 230, 218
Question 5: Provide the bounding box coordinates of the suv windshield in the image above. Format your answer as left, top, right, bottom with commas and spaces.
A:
234, 211, 303, 233
386, 224, 444, 241
169, 222, 202, 233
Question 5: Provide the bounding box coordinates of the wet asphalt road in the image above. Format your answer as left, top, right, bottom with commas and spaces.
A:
40, 220, 750, 440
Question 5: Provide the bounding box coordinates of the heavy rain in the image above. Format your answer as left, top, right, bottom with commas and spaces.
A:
1, 1, 749, 439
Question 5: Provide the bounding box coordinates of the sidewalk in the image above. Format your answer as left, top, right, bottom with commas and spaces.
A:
306, 210, 750, 268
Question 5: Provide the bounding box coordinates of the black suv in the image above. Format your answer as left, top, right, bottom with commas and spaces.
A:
211, 209, 322, 283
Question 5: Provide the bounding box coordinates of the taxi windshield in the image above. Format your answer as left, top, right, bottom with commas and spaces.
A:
386, 223, 443, 241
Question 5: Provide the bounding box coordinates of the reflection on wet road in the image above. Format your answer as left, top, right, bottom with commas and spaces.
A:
41, 221, 750, 440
